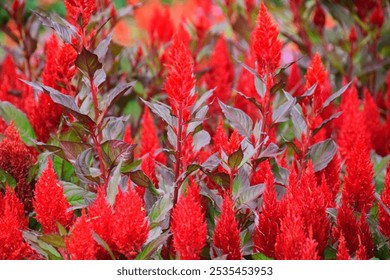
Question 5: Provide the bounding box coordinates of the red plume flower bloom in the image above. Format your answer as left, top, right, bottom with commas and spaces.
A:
336, 232, 350, 260
33, 158, 73, 233
316, 154, 341, 206
342, 133, 374, 213
0, 187, 36, 260
252, 3, 282, 78
205, 36, 234, 114
305, 53, 329, 114
0, 55, 33, 116
313, 2, 326, 34
363, 90, 383, 156
379, 165, 390, 238
65, 0, 97, 27
286, 61, 304, 97
253, 161, 281, 258
139, 107, 163, 159
355, 236, 367, 260
31, 34, 77, 142
171, 182, 207, 260
149, 7, 174, 46
0, 123, 35, 212
112, 188, 149, 259
87, 188, 114, 259
213, 195, 242, 260
370, 0, 384, 28
164, 36, 197, 122
65, 213, 98, 260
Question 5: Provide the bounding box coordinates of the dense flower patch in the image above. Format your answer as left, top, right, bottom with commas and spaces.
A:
0, 0, 389, 260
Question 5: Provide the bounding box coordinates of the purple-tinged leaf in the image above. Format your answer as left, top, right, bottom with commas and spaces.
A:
219, 100, 253, 138
75, 47, 103, 78
322, 82, 351, 111
313, 111, 342, 136
309, 139, 337, 172
60, 141, 92, 163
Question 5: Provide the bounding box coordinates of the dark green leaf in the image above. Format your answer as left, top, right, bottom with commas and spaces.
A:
186, 164, 201, 177
75, 47, 103, 78
228, 148, 244, 169
39, 234, 66, 248
313, 111, 342, 136
74, 148, 101, 185
33, 10, 79, 44
0, 170, 17, 189
135, 231, 170, 260
219, 100, 253, 138
107, 161, 123, 206
205, 172, 230, 188
129, 170, 151, 188
60, 141, 92, 163
0, 101, 36, 145
272, 96, 295, 124
101, 140, 136, 168
62, 181, 96, 207
92, 232, 116, 260
251, 252, 274, 260
149, 194, 173, 225
322, 82, 351, 110
309, 139, 337, 172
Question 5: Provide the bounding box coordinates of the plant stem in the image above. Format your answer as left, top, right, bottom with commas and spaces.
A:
173, 107, 183, 207
89, 75, 107, 185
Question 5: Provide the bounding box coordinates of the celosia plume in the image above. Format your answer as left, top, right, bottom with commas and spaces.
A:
87, 187, 114, 259
164, 36, 196, 121
171, 182, 207, 260
65, 0, 97, 27
213, 195, 242, 260
336, 232, 350, 260
33, 158, 73, 233
65, 213, 98, 260
379, 165, 390, 238
252, 3, 282, 78
0, 123, 34, 212
112, 188, 149, 259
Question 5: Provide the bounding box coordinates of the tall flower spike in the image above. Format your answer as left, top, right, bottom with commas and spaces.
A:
205, 35, 234, 114
33, 158, 73, 233
253, 161, 280, 258
65, 213, 97, 260
165, 36, 197, 122
65, 0, 97, 27
213, 195, 242, 260
87, 187, 114, 259
0, 186, 37, 260
0, 123, 34, 212
342, 133, 374, 213
112, 188, 149, 259
304, 53, 329, 114
336, 232, 350, 260
252, 3, 282, 78
139, 107, 162, 158
379, 165, 390, 238
171, 182, 207, 260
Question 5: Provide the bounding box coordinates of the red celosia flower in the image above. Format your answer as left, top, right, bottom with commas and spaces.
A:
342, 133, 374, 213
141, 155, 158, 188
370, 0, 384, 28
139, 107, 163, 159
333, 203, 373, 258
349, 26, 357, 42
363, 90, 383, 156
65, 0, 97, 27
149, 7, 174, 46
213, 195, 242, 260
0, 55, 34, 116
252, 3, 282, 78
87, 187, 114, 259
0, 187, 36, 260
123, 124, 133, 144
379, 165, 390, 238
171, 182, 207, 260
112, 188, 149, 259
164, 36, 197, 122
355, 236, 367, 260
204, 36, 234, 114
304, 53, 329, 114
0, 123, 35, 212
33, 158, 73, 233
286, 61, 304, 97
275, 213, 320, 260
65, 213, 98, 260
31, 34, 77, 142
336, 232, 350, 260
253, 161, 281, 258
316, 154, 341, 205
337, 83, 369, 159
313, 1, 326, 34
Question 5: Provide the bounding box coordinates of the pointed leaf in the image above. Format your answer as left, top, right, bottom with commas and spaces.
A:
107, 161, 123, 206
129, 170, 151, 188
228, 148, 244, 169
75, 47, 103, 78
309, 139, 337, 172
322, 82, 351, 110
272, 96, 295, 124
219, 100, 253, 138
